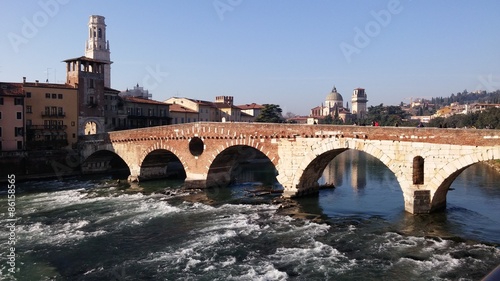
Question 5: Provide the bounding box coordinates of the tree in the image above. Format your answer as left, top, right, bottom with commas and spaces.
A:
255, 104, 284, 123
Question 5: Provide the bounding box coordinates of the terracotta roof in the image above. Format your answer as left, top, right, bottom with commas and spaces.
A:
63, 56, 112, 64
169, 103, 198, 113
186, 98, 214, 106
104, 87, 121, 93
122, 96, 169, 106
23, 82, 76, 89
0, 82, 24, 96
237, 103, 264, 110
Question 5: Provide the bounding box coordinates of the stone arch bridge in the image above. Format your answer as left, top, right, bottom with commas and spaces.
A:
79, 122, 500, 214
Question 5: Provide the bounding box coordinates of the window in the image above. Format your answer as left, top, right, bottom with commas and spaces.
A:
98, 28, 102, 38
58, 94, 63, 99
413, 156, 424, 185
26, 92, 31, 98
51, 93, 57, 99
0, 112, 2, 119
0, 97, 3, 104
45, 93, 50, 98
17, 112, 22, 119
17, 141, 23, 150
14, 127, 23, 136
57, 107, 63, 116
0, 127, 2, 137
44, 107, 50, 116
14, 98, 23, 105
26, 106, 32, 113
26, 119, 32, 126
51, 107, 57, 116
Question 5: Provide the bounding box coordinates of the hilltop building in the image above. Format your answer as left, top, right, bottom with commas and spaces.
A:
308, 86, 368, 124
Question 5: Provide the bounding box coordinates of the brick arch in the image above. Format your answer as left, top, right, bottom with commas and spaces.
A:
289, 139, 400, 195
205, 141, 276, 188
137, 142, 188, 175
206, 140, 276, 168
81, 148, 131, 175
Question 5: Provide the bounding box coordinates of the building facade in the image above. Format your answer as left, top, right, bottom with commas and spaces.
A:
351, 88, 368, 119
310, 85, 368, 123
23, 80, 78, 150
85, 15, 111, 88
0, 83, 25, 151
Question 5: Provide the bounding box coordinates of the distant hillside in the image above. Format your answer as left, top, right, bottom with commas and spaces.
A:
430, 90, 500, 108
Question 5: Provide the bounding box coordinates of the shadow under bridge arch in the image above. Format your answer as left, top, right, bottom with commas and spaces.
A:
139, 149, 186, 181
296, 148, 349, 193
81, 150, 130, 178
206, 145, 277, 189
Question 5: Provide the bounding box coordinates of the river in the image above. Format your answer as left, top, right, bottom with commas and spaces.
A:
1, 150, 499, 280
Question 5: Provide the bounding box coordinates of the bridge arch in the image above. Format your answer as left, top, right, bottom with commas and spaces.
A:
137, 144, 187, 181
289, 139, 401, 196
430, 150, 500, 212
206, 144, 276, 188
81, 149, 130, 177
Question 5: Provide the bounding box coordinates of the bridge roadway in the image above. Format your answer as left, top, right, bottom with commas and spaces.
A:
79, 122, 500, 214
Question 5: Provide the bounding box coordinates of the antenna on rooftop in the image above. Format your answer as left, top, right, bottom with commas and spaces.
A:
45, 68, 51, 82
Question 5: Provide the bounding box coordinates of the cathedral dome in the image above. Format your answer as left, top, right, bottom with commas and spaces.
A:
326, 86, 343, 102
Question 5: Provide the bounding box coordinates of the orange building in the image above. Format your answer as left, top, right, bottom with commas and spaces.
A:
23, 79, 78, 149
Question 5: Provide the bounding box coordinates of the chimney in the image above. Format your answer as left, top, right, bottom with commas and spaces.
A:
35, 80, 39, 85
23, 77, 26, 83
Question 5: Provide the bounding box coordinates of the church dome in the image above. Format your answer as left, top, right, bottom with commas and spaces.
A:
326, 86, 343, 102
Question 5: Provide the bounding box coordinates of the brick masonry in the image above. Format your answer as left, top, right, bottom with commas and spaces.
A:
80, 123, 500, 214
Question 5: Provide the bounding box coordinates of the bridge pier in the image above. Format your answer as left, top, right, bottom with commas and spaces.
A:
128, 164, 140, 182
403, 189, 447, 214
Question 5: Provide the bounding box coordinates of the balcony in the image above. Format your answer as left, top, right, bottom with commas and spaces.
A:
27, 125, 67, 130
41, 112, 66, 118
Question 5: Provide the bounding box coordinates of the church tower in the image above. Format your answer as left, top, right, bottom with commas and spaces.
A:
85, 15, 111, 88
351, 88, 368, 119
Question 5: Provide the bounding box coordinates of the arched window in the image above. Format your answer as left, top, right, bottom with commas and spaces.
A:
98, 28, 102, 38
89, 28, 92, 38
413, 156, 424, 185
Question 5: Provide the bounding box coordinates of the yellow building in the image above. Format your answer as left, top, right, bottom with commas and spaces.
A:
23, 79, 78, 149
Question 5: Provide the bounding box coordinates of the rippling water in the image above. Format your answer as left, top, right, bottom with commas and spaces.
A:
1, 151, 499, 280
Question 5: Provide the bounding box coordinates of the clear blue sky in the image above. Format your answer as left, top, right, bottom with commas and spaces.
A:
1, 0, 499, 115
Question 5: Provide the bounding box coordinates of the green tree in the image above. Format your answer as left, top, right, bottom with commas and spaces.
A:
255, 104, 284, 123
320, 115, 333, 124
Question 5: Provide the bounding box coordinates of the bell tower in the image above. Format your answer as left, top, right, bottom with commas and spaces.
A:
85, 15, 111, 88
